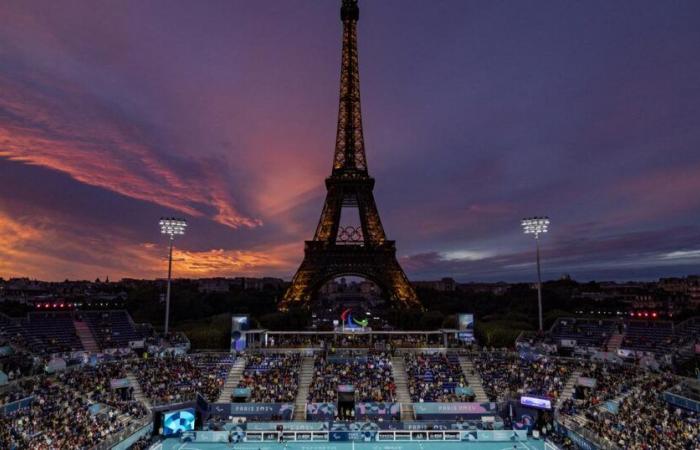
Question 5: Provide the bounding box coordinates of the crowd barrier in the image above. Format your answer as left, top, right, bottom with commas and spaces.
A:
306, 402, 400, 421
209, 402, 294, 420
0, 396, 33, 417
663, 390, 700, 413
185, 427, 528, 443
554, 417, 620, 450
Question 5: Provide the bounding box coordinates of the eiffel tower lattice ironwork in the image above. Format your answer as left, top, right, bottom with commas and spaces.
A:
280, 0, 420, 310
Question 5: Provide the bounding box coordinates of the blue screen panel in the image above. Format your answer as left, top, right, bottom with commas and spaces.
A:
163, 408, 195, 436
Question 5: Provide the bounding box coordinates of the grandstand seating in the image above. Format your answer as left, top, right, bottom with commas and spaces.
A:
0, 339, 698, 449
0, 313, 34, 348
80, 310, 145, 349
236, 353, 300, 403
307, 352, 395, 403
677, 317, 700, 344
550, 317, 618, 348
23, 312, 83, 354
404, 352, 470, 402
0, 310, 150, 354
472, 351, 574, 401
622, 320, 676, 354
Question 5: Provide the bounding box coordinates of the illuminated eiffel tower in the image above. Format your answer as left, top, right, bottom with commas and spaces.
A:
280, 0, 420, 310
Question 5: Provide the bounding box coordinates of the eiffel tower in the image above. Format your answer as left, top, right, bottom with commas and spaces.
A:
280, 0, 420, 310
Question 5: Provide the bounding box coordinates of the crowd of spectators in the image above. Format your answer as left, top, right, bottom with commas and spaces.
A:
0, 377, 41, 405
265, 335, 324, 348
405, 352, 471, 402
472, 351, 573, 401
559, 362, 645, 416
128, 354, 229, 405
585, 374, 700, 449
128, 435, 153, 449
236, 353, 300, 402
0, 376, 135, 449
57, 363, 148, 420
307, 352, 395, 402
265, 333, 444, 349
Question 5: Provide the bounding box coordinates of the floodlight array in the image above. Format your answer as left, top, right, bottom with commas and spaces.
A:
159, 217, 187, 237
521, 217, 550, 237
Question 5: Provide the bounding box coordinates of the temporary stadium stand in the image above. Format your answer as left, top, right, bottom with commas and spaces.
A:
0, 310, 149, 354
404, 353, 469, 402
550, 318, 618, 348
24, 312, 83, 354
80, 310, 146, 349
622, 320, 676, 355
0, 313, 37, 348
677, 317, 700, 342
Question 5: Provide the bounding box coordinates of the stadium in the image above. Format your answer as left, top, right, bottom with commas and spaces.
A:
1, 0, 700, 449
0, 308, 699, 450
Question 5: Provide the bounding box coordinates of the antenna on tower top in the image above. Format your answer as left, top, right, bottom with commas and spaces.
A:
341, 0, 359, 22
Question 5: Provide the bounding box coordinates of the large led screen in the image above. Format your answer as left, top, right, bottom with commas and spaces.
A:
520, 396, 552, 410
458, 313, 475, 342
162, 408, 195, 436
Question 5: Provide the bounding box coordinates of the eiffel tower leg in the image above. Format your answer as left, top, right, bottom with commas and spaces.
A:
356, 187, 386, 245
280, 257, 316, 309
313, 185, 343, 242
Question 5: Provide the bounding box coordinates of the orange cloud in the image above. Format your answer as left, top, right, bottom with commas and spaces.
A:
0, 208, 296, 281
0, 72, 259, 229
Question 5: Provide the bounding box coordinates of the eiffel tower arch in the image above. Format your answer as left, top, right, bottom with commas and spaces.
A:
279, 0, 420, 310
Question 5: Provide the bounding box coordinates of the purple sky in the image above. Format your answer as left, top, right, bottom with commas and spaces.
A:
1, 0, 700, 282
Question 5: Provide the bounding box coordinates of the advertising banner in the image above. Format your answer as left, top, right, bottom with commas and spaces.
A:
232, 388, 251, 398
0, 396, 34, 417
247, 422, 329, 431
412, 402, 497, 419
230, 403, 293, 420
110, 378, 131, 389
577, 376, 597, 388
560, 339, 577, 348
460, 430, 528, 442
663, 391, 700, 413
455, 386, 474, 396
193, 431, 229, 443
329, 422, 379, 442
355, 402, 400, 420
306, 402, 337, 421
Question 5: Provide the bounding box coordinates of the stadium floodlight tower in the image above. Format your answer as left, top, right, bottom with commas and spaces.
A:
159, 217, 187, 335
521, 216, 550, 332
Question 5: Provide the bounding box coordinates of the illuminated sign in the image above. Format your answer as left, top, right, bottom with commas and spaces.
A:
520, 396, 551, 410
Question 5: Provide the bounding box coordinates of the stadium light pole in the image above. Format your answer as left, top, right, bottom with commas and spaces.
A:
521, 217, 549, 332
159, 217, 187, 336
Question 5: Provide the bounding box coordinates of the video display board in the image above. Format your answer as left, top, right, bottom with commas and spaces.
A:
520, 395, 552, 410
230, 315, 250, 352
458, 313, 475, 342
162, 408, 195, 436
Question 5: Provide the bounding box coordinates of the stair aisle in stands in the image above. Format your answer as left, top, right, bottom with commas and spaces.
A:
217, 357, 247, 403
74, 319, 99, 353
391, 356, 414, 420
606, 333, 625, 352
293, 356, 315, 421
557, 370, 580, 407
458, 356, 489, 402
127, 371, 152, 410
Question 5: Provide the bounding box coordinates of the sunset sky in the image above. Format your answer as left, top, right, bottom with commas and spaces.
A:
1, 0, 700, 282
